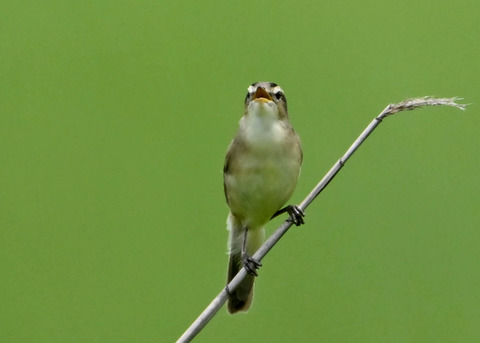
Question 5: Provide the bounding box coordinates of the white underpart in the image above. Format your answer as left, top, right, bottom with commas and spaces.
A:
228, 100, 297, 228
242, 100, 287, 145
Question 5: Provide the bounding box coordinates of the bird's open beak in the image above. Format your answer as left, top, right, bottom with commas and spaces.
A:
253, 87, 273, 103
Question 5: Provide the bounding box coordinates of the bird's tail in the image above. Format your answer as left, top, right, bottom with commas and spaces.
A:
226, 213, 264, 314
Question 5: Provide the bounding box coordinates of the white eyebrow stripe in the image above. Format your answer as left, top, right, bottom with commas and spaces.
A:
248, 85, 283, 92
272, 86, 284, 94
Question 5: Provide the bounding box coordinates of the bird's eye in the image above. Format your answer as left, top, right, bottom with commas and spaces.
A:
245, 92, 251, 102
274, 92, 284, 101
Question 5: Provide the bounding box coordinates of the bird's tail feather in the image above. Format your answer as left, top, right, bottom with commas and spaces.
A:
226, 213, 264, 314
227, 250, 255, 313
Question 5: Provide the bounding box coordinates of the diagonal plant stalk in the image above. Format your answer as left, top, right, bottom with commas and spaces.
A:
177, 96, 466, 343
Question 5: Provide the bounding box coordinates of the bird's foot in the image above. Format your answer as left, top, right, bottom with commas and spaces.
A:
242, 253, 262, 276
272, 205, 305, 226
286, 205, 305, 226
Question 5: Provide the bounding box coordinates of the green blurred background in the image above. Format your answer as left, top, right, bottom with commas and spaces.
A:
1, 1, 479, 342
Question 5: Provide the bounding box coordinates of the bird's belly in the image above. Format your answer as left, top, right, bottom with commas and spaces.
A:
226, 154, 299, 227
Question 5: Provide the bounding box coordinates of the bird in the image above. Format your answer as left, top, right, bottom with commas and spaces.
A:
223, 82, 304, 314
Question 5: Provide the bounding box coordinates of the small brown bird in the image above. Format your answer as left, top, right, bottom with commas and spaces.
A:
223, 82, 303, 313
